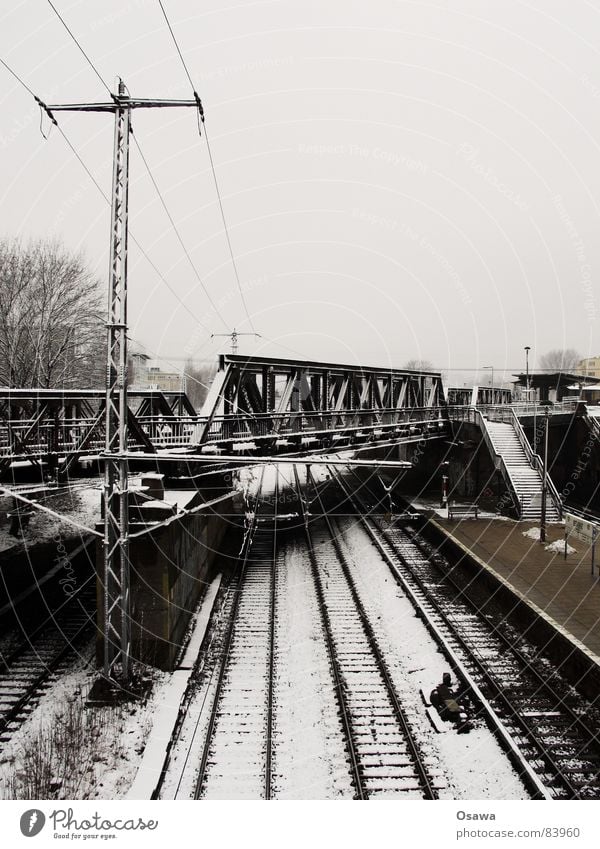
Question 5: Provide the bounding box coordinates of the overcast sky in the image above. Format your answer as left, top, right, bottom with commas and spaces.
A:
1, 0, 600, 385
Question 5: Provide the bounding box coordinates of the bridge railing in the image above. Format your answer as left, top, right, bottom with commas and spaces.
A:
0, 405, 450, 466
447, 401, 580, 422
0, 416, 105, 459
483, 401, 580, 419
194, 406, 449, 445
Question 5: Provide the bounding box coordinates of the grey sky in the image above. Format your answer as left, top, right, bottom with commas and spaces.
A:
1, 0, 599, 385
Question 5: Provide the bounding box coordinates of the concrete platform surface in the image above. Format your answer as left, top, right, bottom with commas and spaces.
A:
431, 518, 600, 658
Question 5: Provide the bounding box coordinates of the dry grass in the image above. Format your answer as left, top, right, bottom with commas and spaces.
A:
3, 691, 131, 799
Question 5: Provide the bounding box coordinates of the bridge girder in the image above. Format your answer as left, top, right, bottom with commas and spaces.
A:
194, 354, 449, 455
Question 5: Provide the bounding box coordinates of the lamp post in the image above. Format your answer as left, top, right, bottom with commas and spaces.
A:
524, 346, 531, 402
540, 407, 550, 543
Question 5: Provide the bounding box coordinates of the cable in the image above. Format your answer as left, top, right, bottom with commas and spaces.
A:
49, 0, 255, 332
131, 129, 229, 328
1, 55, 215, 336
40, 5, 226, 333
45, 0, 112, 97
1, 56, 36, 97
45, 1, 228, 328
202, 123, 256, 332
56, 123, 212, 332
156, 0, 257, 332
157, 0, 196, 92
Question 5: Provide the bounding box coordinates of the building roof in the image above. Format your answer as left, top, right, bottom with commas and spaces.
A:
512, 371, 598, 386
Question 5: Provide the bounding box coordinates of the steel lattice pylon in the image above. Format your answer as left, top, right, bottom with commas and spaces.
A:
103, 81, 132, 681
46, 82, 202, 684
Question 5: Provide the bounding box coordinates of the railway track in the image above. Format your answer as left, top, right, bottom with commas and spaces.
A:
194, 467, 278, 799
296, 465, 440, 799
0, 574, 96, 741
333, 467, 600, 799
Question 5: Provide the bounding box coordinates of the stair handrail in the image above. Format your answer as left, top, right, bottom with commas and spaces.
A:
472, 409, 523, 518
510, 409, 563, 519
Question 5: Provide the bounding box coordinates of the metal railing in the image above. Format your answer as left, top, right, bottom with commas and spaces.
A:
0, 406, 451, 466
447, 405, 563, 519
509, 409, 563, 519
193, 406, 449, 445
451, 407, 522, 516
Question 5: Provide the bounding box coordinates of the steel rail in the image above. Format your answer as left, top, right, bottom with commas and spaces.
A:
291, 464, 364, 799
0, 576, 96, 737
192, 467, 265, 798
306, 467, 438, 800
193, 466, 279, 799
265, 473, 278, 800
391, 516, 600, 752
330, 469, 577, 799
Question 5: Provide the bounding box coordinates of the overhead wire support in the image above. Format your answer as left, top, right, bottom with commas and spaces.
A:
212, 329, 262, 356
46, 80, 203, 686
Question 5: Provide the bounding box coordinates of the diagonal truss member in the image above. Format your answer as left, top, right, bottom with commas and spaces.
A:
47, 81, 201, 683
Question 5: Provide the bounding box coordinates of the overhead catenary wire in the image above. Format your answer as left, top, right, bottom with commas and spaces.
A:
156, 0, 257, 333
43, 1, 230, 330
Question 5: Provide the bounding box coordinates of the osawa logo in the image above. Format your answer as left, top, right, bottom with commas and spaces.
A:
19, 809, 46, 837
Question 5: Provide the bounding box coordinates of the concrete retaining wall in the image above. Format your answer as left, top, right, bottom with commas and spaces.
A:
96, 492, 240, 671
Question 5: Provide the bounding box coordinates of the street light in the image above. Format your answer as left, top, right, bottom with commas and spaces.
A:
524, 346, 531, 402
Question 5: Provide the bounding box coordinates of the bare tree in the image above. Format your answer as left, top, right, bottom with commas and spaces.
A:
538, 348, 581, 372
404, 358, 434, 371
0, 238, 104, 388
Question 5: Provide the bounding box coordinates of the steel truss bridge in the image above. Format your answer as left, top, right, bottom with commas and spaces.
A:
0, 355, 449, 478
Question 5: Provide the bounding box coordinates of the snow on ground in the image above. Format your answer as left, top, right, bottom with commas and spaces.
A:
335, 519, 530, 800
127, 575, 222, 799
0, 482, 101, 554
158, 581, 239, 799
0, 575, 226, 801
545, 539, 576, 554
522, 526, 575, 554
272, 540, 354, 799
0, 642, 160, 800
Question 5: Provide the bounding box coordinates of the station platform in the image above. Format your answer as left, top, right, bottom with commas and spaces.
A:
428, 516, 600, 659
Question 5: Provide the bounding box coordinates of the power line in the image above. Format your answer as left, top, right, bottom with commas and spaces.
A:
2, 58, 301, 361
0, 56, 211, 333
47, 0, 256, 333
156, 0, 257, 333
203, 122, 256, 331
0, 56, 36, 97
157, 0, 196, 91
55, 123, 213, 331
130, 129, 229, 328
45, 2, 223, 325
45, 0, 112, 97
43, 2, 234, 332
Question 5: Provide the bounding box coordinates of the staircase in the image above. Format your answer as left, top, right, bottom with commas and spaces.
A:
485, 420, 561, 521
